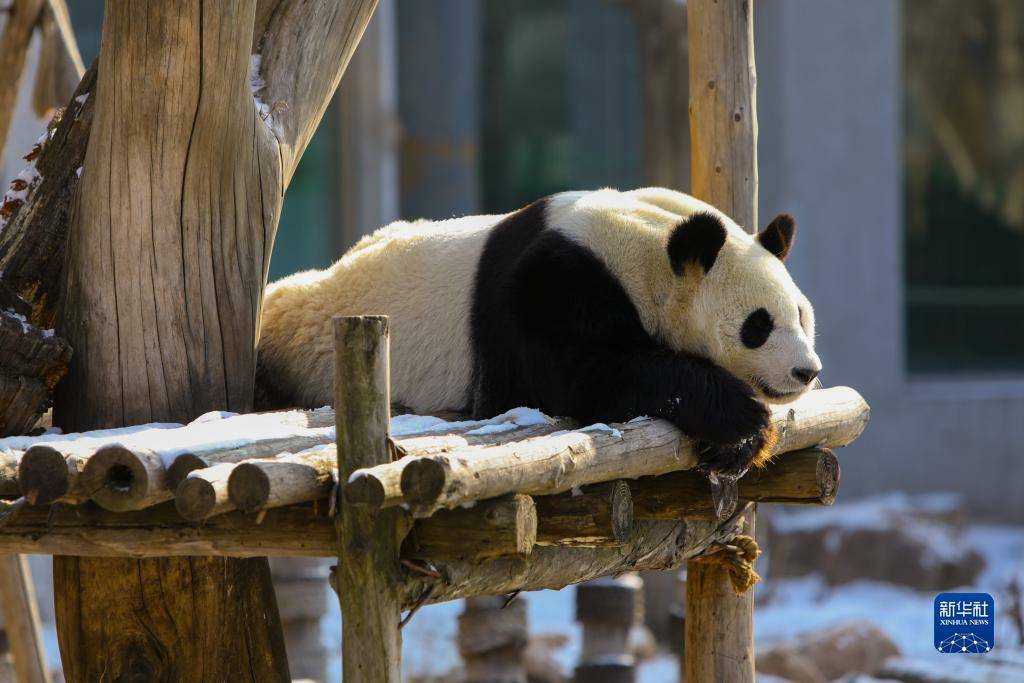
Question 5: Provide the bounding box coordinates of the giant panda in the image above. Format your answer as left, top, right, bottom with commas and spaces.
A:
257, 187, 821, 476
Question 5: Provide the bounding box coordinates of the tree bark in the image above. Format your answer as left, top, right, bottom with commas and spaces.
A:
49, 1, 377, 680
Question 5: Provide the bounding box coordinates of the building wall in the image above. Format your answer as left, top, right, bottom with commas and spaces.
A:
756, 0, 1024, 519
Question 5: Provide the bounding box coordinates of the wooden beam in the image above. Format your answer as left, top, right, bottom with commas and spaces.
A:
175, 463, 236, 521
396, 387, 867, 517
228, 446, 336, 512
739, 448, 839, 505
404, 493, 536, 561
685, 1, 759, 681
631, 448, 839, 520
333, 316, 405, 682
0, 499, 543, 561
0, 555, 50, 683
535, 480, 633, 547
404, 517, 742, 610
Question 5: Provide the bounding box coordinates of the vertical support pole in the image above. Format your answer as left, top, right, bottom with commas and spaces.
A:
686, 1, 758, 681
269, 557, 328, 683
334, 0, 400, 252
334, 315, 404, 682
0, 555, 50, 683
574, 576, 642, 683
458, 596, 528, 683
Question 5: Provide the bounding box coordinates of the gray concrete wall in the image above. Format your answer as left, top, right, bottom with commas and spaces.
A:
756, 0, 1024, 520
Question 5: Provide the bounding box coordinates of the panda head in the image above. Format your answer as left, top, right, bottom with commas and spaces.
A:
663, 211, 821, 403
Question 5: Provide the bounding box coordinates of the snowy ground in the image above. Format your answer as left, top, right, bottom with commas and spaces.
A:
32, 518, 1024, 682
336, 520, 1023, 682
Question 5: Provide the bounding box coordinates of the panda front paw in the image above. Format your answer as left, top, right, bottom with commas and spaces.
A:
691, 369, 773, 447
695, 422, 776, 479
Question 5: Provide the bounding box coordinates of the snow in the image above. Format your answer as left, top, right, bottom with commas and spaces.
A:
390, 407, 553, 437
249, 53, 276, 126
578, 423, 623, 438
3, 309, 31, 334
771, 491, 964, 533
0, 410, 335, 468
627, 415, 652, 423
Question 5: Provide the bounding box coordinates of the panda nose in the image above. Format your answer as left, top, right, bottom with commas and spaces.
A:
791, 367, 819, 385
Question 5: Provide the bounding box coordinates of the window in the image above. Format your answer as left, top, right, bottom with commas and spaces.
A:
480, 0, 642, 213
904, 0, 1024, 372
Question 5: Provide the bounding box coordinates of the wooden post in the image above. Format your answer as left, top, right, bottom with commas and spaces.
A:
0, 555, 50, 683
458, 596, 528, 683
574, 575, 642, 683
685, 0, 759, 681
334, 316, 406, 682
269, 557, 329, 683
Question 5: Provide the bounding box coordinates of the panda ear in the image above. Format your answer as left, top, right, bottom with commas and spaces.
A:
666, 212, 727, 276
758, 213, 796, 261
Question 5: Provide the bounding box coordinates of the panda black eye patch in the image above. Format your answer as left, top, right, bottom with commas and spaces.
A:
741, 308, 774, 348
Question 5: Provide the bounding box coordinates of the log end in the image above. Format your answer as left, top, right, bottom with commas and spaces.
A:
342, 470, 386, 508
175, 475, 217, 521
18, 444, 69, 505
816, 448, 840, 505
80, 445, 155, 512
608, 480, 633, 545
400, 457, 448, 517
165, 453, 208, 490
228, 462, 272, 512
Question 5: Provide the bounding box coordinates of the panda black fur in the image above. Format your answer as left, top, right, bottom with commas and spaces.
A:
257, 188, 821, 476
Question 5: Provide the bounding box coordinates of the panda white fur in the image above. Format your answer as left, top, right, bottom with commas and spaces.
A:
257, 187, 821, 475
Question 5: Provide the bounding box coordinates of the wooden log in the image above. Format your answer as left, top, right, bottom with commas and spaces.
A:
404, 494, 536, 561
632, 470, 737, 521
333, 316, 405, 682
17, 445, 87, 505
164, 409, 336, 489
175, 463, 235, 521
0, 62, 93, 332
228, 445, 336, 512
0, 554, 50, 683
459, 595, 528, 683
574, 576, 641, 683
397, 387, 867, 517
79, 445, 168, 512
0, 310, 72, 437
685, 510, 756, 683
0, 502, 336, 557
739, 448, 839, 505
404, 516, 740, 610
535, 480, 633, 547
0, 498, 535, 561
685, 1, 759, 680
344, 420, 571, 507
631, 448, 839, 520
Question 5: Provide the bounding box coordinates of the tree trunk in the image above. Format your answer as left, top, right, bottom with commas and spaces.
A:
50, 1, 377, 680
